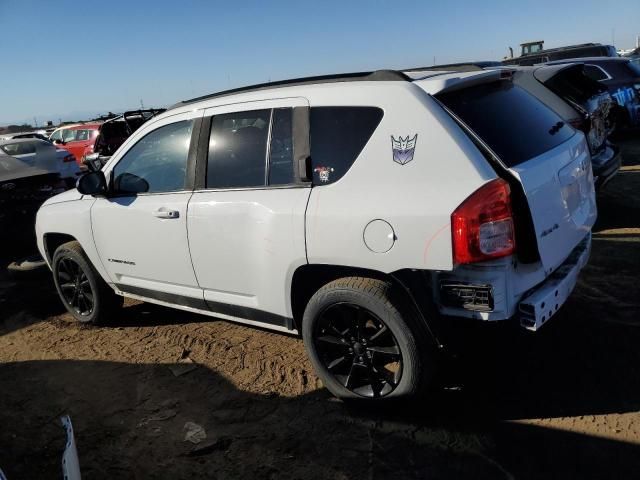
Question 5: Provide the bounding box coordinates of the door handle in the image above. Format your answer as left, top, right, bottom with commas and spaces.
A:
153, 209, 180, 219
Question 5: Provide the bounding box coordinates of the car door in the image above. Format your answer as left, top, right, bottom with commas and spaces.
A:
187, 98, 311, 330
92, 110, 206, 306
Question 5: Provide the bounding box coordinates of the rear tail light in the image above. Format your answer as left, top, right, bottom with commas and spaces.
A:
567, 116, 590, 132
451, 178, 515, 265
63, 154, 75, 163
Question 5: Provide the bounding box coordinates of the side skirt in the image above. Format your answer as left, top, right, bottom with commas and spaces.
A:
113, 284, 298, 335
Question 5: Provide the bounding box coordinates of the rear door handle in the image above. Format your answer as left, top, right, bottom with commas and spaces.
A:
153, 209, 180, 219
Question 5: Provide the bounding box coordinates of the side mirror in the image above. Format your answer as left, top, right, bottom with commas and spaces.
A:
113, 172, 149, 194
77, 171, 107, 196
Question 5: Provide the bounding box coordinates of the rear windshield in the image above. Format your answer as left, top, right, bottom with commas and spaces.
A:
436, 81, 574, 167
542, 65, 606, 104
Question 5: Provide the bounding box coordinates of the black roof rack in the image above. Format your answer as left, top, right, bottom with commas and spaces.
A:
169, 70, 410, 109
405, 61, 502, 73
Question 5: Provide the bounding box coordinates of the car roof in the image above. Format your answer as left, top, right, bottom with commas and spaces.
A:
67, 123, 101, 130
545, 57, 629, 65
0, 137, 48, 146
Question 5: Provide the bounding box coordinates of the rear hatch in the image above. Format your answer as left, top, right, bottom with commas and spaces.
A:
435, 78, 597, 273
535, 64, 613, 154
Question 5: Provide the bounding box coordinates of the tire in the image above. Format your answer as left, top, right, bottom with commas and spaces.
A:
52, 241, 123, 324
302, 276, 433, 401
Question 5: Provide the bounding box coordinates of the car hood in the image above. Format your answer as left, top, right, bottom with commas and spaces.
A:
41, 187, 84, 206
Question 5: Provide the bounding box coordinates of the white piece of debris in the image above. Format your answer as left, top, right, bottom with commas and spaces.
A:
184, 422, 207, 444
168, 357, 198, 377
61, 415, 82, 480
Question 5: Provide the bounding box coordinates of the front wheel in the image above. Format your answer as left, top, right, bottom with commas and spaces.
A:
52, 241, 122, 324
302, 277, 433, 401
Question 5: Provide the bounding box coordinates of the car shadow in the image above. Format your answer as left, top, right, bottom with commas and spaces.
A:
1, 358, 639, 479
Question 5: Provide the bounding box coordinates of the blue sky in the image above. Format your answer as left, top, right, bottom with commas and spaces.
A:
0, 0, 638, 125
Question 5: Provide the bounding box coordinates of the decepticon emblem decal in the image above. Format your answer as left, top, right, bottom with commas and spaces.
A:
391, 134, 417, 165
314, 166, 335, 182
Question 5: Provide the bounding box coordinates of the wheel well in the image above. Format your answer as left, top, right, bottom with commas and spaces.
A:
43, 233, 78, 263
290, 264, 391, 331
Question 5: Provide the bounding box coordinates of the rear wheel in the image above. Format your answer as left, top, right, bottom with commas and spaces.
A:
52, 241, 122, 324
302, 277, 433, 400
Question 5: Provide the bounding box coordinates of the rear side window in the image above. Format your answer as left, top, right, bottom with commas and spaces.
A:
310, 107, 383, 185
583, 65, 609, 81
207, 109, 271, 189
437, 81, 574, 167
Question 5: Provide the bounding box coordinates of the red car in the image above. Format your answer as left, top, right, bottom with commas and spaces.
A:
49, 123, 101, 165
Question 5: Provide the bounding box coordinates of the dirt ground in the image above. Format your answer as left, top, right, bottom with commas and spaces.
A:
1, 136, 639, 479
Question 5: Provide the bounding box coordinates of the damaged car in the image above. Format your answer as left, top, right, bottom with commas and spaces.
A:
0, 140, 72, 248
85, 109, 166, 170
498, 64, 620, 189
545, 57, 640, 129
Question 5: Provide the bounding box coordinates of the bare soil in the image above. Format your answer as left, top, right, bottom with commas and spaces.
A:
1, 137, 639, 479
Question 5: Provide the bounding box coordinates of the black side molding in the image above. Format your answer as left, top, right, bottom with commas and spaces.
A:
115, 284, 294, 331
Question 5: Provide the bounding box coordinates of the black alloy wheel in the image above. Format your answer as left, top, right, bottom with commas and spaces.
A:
56, 256, 94, 316
314, 302, 403, 398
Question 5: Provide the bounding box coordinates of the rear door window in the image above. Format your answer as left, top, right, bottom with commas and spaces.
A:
436, 81, 574, 167
268, 108, 295, 185
309, 107, 383, 185
206, 109, 271, 189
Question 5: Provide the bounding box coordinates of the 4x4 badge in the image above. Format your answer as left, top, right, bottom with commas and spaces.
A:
391, 134, 417, 165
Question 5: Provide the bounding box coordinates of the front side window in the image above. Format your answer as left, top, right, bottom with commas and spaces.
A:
309, 107, 383, 185
62, 129, 77, 142
50, 130, 63, 142
206, 109, 270, 189
112, 120, 193, 194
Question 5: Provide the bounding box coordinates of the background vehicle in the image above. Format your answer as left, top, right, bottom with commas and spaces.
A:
36, 69, 596, 401
0, 139, 80, 187
545, 57, 640, 128
0, 131, 49, 142
496, 64, 620, 189
503, 41, 617, 66
0, 140, 73, 249
87, 109, 166, 169
49, 124, 101, 165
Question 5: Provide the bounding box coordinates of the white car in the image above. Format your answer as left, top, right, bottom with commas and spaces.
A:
35, 69, 596, 400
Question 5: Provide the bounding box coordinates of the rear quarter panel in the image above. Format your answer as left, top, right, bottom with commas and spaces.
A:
304, 83, 497, 272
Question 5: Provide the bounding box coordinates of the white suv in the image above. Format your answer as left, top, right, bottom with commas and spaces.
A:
36, 69, 596, 400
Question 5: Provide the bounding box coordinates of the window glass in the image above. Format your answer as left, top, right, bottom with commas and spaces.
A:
0, 142, 37, 156
62, 129, 77, 142
50, 130, 63, 142
626, 59, 640, 77
112, 120, 193, 194
75, 129, 90, 141
309, 107, 383, 185
207, 109, 270, 189
584, 65, 608, 81
437, 81, 574, 167
268, 108, 294, 185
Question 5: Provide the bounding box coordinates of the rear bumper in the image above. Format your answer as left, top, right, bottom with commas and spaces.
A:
592, 143, 621, 190
434, 233, 592, 329
518, 233, 591, 331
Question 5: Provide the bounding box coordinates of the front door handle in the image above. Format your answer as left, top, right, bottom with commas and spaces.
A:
153, 209, 180, 219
